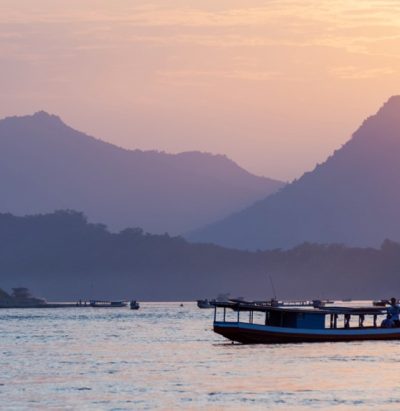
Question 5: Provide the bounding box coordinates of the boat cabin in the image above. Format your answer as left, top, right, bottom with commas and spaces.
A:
266, 309, 325, 329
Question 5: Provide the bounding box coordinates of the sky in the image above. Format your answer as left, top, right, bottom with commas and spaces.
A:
0, 0, 399, 181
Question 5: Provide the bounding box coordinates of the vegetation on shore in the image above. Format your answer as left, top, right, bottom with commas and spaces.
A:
1, 210, 399, 301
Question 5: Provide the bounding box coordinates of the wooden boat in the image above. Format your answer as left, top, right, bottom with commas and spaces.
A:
89, 300, 127, 308
373, 299, 388, 307
130, 300, 140, 310
213, 301, 400, 344
229, 298, 334, 309
197, 299, 216, 309
264, 299, 333, 308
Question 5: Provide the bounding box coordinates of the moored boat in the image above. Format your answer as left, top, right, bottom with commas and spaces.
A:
0, 287, 47, 308
264, 299, 334, 308
197, 299, 216, 309
89, 300, 127, 308
373, 299, 388, 307
213, 301, 400, 344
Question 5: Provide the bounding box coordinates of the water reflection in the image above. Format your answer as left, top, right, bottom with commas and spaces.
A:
0, 302, 399, 410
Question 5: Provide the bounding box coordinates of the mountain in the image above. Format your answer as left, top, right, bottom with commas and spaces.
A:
0, 111, 284, 234
188, 96, 400, 250
1, 210, 400, 301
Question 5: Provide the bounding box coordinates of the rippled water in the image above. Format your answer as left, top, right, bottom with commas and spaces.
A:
1, 302, 400, 410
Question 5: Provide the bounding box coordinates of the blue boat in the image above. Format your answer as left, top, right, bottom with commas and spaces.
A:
213, 301, 400, 344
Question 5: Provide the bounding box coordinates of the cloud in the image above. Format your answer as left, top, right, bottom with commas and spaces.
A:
329, 65, 396, 79
2, 0, 400, 57
157, 69, 281, 82
1, 0, 400, 181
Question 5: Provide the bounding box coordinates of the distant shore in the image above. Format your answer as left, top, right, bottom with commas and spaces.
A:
0, 302, 86, 309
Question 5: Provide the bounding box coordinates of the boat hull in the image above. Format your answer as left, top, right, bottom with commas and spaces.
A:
197, 300, 215, 309
214, 321, 400, 344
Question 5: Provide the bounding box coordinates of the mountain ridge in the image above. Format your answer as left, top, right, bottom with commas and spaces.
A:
188, 96, 400, 250
0, 111, 284, 234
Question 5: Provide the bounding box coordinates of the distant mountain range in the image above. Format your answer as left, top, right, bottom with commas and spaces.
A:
1, 211, 399, 301
0, 112, 284, 234
189, 96, 400, 250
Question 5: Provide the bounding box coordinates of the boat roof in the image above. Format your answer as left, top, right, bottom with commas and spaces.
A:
214, 301, 386, 316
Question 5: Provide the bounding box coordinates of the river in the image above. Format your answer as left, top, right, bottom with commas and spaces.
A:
1, 302, 399, 410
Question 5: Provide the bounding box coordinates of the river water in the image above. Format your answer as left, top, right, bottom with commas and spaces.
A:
1, 302, 400, 410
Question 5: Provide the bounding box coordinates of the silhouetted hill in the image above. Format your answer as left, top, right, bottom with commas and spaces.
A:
1, 211, 400, 301
189, 96, 400, 250
0, 112, 284, 234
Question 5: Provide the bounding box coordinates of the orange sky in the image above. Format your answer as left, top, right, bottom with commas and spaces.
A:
1, 0, 399, 180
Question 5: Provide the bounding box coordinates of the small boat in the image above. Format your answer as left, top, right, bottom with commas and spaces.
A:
373, 299, 388, 307
197, 299, 216, 309
213, 301, 400, 344
231, 299, 333, 308
130, 300, 140, 310
89, 300, 127, 308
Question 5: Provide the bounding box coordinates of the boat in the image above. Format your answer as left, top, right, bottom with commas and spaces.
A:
229, 298, 334, 308
373, 299, 388, 307
212, 301, 400, 344
197, 299, 216, 309
89, 300, 127, 308
130, 300, 140, 310
0, 287, 48, 308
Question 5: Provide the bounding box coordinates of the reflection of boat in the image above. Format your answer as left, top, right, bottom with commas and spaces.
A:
213, 301, 400, 344
197, 299, 216, 309
130, 300, 140, 310
89, 300, 127, 308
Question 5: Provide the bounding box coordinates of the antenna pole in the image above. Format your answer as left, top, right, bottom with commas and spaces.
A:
268, 274, 277, 300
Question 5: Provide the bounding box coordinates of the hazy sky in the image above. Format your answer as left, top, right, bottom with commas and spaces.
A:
1, 0, 399, 180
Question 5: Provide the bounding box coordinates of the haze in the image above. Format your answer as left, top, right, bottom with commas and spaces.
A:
1, 0, 399, 180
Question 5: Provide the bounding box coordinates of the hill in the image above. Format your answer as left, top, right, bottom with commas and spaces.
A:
0, 211, 400, 301
188, 96, 400, 250
0, 112, 284, 234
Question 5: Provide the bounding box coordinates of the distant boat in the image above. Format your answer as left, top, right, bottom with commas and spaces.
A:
130, 300, 140, 310
373, 299, 388, 307
212, 301, 400, 344
237, 299, 334, 308
197, 299, 216, 309
89, 300, 127, 308
0, 287, 47, 308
